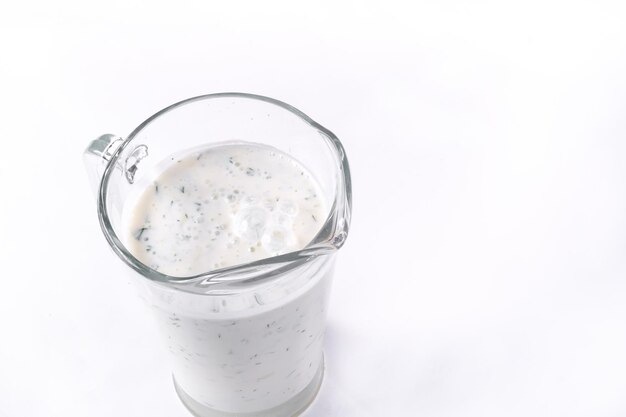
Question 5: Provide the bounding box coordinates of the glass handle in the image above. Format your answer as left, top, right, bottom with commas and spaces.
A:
83, 134, 123, 198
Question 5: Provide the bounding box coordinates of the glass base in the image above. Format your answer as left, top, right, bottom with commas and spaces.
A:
174, 357, 324, 417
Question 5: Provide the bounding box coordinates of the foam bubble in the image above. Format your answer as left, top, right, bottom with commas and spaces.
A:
278, 199, 298, 217
273, 213, 293, 227
261, 226, 297, 255
233, 206, 268, 243
263, 198, 277, 212
242, 195, 260, 206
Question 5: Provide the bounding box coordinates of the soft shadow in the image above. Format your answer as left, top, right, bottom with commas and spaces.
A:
302, 323, 374, 417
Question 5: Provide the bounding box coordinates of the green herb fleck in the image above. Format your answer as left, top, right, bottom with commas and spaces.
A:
134, 227, 148, 240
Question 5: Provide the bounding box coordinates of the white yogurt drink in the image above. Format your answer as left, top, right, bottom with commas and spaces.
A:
123, 142, 331, 414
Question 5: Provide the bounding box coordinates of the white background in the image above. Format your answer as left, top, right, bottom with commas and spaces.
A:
1, 1, 626, 416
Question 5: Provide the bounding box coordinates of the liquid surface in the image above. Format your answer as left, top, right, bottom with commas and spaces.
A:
124, 142, 326, 276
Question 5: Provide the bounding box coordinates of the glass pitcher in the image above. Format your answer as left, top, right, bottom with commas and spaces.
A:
83, 93, 352, 417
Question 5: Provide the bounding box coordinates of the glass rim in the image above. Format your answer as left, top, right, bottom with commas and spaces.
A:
97, 92, 352, 292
